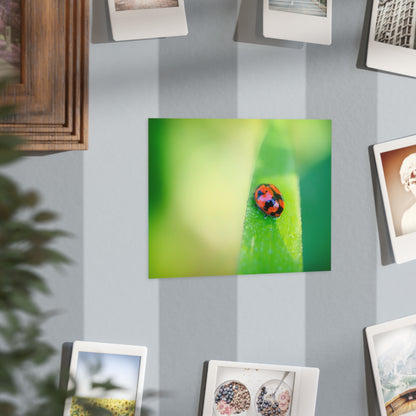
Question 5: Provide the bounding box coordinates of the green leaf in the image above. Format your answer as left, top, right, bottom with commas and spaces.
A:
20, 190, 39, 207
91, 379, 122, 391
0, 400, 17, 416
0, 366, 17, 394
238, 123, 303, 274
6, 269, 51, 295
0, 149, 21, 165
25, 247, 71, 266
9, 292, 41, 315
32, 210, 58, 223
0, 133, 25, 148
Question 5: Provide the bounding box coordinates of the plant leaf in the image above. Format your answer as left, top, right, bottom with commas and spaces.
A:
238, 122, 303, 274
32, 211, 57, 223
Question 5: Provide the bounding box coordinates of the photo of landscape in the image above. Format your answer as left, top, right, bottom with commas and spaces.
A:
70, 351, 141, 416
374, 324, 416, 406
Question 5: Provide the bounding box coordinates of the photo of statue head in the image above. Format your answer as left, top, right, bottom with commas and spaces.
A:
399, 153, 416, 235
380, 145, 416, 237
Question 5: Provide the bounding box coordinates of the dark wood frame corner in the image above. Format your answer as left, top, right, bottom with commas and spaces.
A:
0, 0, 89, 151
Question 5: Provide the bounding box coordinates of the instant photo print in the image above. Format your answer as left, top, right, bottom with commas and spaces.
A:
366, 0, 416, 78
374, 134, 416, 264
201, 360, 319, 416
366, 315, 416, 416
108, 0, 188, 41
63, 341, 147, 416
262, 0, 332, 45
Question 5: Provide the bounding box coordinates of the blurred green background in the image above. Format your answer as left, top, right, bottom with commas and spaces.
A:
149, 119, 331, 278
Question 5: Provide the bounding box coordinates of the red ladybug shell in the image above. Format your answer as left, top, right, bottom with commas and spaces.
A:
253, 184, 284, 218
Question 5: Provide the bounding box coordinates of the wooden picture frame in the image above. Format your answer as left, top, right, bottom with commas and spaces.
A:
0, 0, 89, 151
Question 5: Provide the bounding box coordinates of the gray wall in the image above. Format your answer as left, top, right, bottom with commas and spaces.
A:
5, 0, 416, 415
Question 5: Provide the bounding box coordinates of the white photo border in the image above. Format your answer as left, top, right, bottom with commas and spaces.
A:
201, 360, 319, 416
108, 0, 188, 41
374, 134, 416, 264
366, 0, 416, 78
262, 0, 332, 45
63, 341, 148, 416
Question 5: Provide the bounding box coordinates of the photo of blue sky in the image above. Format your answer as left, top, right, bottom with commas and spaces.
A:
75, 352, 141, 400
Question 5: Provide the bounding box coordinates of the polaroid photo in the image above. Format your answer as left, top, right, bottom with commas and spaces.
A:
201, 360, 319, 416
374, 134, 416, 264
367, 0, 416, 78
262, 0, 332, 45
108, 0, 188, 41
366, 315, 416, 416
63, 341, 147, 416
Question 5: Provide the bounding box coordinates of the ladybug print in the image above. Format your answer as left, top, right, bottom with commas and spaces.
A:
253, 184, 284, 218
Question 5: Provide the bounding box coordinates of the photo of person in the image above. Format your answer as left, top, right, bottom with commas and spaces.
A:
374, 0, 416, 50
115, 0, 178, 11
380, 144, 416, 237
0, 0, 21, 80
268, 0, 327, 17
399, 153, 416, 235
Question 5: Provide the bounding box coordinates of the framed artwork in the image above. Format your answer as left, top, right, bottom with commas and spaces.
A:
367, 0, 416, 78
108, 0, 188, 41
0, 0, 89, 151
201, 360, 319, 416
0, 0, 21, 81
149, 119, 331, 278
63, 341, 148, 416
366, 315, 416, 416
373, 134, 416, 264
262, 0, 332, 45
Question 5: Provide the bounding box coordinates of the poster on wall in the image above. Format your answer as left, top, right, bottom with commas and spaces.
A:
63, 341, 147, 416
366, 0, 416, 78
201, 360, 319, 416
373, 134, 416, 264
108, 0, 188, 41
0, 0, 21, 80
366, 315, 416, 416
262, 0, 332, 45
148, 119, 331, 278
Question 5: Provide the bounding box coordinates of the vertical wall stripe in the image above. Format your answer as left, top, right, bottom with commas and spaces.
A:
158, 0, 238, 415
306, 1, 378, 415
5, 152, 84, 367
376, 73, 416, 322
236, 39, 307, 365
85, 0, 160, 405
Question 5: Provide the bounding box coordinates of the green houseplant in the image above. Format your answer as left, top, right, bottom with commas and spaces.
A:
0, 84, 157, 416
0, 92, 71, 416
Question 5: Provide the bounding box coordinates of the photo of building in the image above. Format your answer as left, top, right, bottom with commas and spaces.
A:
375, 0, 416, 49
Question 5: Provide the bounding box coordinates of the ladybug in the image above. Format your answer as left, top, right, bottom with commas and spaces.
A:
253, 184, 284, 218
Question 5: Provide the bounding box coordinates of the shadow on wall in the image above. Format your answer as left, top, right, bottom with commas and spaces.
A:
91, 0, 114, 43
368, 146, 394, 266
234, 0, 303, 49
